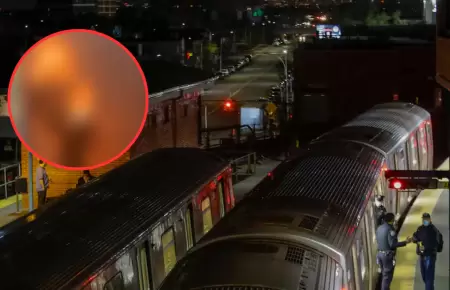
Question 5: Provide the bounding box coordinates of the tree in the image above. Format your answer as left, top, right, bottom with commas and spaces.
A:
391, 10, 403, 25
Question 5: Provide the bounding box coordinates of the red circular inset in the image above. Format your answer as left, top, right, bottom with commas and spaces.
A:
8, 29, 148, 170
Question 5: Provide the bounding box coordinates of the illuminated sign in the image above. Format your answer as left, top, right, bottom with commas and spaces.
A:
316, 24, 341, 39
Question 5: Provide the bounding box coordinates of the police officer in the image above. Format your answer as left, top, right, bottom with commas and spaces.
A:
412, 213, 444, 290
376, 212, 412, 290
375, 195, 387, 226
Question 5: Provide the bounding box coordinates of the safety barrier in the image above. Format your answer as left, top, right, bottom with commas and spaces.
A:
230, 152, 257, 184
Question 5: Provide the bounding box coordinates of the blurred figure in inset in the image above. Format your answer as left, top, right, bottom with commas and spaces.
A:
412, 213, 444, 290
35, 160, 49, 207
375, 195, 387, 227
76, 170, 95, 188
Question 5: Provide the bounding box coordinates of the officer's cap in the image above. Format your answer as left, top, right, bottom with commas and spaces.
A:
422, 212, 431, 219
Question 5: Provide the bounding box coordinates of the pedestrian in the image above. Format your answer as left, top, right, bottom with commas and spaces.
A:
35, 160, 50, 207
76, 170, 95, 188
412, 213, 444, 290
376, 212, 412, 290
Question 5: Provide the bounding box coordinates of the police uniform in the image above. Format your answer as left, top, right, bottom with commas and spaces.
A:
412, 213, 444, 290
376, 220, 408, 290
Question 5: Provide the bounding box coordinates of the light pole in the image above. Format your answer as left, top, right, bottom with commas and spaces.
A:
270, 50, 289, 102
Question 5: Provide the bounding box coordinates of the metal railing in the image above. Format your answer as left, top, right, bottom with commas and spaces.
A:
0, 163, 21, 200
230, 152, 257, 184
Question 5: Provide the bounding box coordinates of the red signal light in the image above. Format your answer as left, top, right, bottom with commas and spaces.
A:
390, 179, 403, 189
223, 100, 234, 111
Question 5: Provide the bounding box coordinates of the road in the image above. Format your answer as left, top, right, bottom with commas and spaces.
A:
202, 45, 292, 141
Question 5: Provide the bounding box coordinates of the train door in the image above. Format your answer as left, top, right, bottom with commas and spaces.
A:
425, 121, 433, 168
136, 242, 152, 290
418, 126, 428, 170
406, 134, 419, 203
394, 146, 407, 214
216, 178, 226, 217
184, 204, 195, 251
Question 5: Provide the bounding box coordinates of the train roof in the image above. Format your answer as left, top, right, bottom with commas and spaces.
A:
159, 142, 384, 289
213, 141, 383, 248
315, 102, 430, 154
0, 148, 229, 290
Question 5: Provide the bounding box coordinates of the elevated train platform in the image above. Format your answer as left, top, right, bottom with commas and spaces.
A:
392, 158, 449, 290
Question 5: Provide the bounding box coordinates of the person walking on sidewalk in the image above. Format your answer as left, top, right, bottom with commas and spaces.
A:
35, 160, 50, 208
412, 213, 444, 290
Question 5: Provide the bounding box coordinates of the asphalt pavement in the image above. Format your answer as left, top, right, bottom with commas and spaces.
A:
202, 45, 292, 142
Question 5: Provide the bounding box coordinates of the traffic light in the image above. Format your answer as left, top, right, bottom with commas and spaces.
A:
388, 178, 438, 190
223, 99, 235, 112
186, 52, 193, 60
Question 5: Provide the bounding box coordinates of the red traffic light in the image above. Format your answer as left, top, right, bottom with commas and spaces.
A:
223, 99, 235, 111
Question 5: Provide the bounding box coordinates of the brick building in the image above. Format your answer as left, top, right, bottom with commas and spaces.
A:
18, 61, 213, 209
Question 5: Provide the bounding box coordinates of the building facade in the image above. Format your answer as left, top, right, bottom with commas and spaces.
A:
20, 90, 203, 208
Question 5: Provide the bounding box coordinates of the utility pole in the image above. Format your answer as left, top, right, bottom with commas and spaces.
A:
219, 37, 223, 71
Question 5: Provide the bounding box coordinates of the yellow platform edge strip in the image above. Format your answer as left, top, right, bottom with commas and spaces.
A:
391, 158, 449, 290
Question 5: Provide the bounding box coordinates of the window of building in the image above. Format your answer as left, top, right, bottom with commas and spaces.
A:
201, 197, 213, 234
163, 106, 170, 124
182, 104, 189, 117
161, 228, 177, 275
151, 114, 157, 128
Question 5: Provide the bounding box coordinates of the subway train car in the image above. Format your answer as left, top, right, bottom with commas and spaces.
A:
0, 148, 235, 290
159, 102, 432, 290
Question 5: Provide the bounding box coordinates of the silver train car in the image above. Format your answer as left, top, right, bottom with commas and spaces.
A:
159, 103, 433, 290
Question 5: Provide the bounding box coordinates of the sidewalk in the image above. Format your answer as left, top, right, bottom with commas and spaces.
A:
391, 158, 449, 290
233, 158, 281, 202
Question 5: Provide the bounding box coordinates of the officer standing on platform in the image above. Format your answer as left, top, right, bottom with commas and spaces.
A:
412, 213, 444, 290
376, 212, 412, 290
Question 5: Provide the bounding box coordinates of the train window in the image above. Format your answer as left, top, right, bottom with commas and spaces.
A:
137, 244, 151, 290
201, 197, 213, 234
161, 228, 177, 275
103, 272, 125, 290
184, 205, 195, 250
217, 179, 225, 217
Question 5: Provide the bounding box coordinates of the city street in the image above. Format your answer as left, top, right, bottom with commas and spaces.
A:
202, 45, 291, 137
